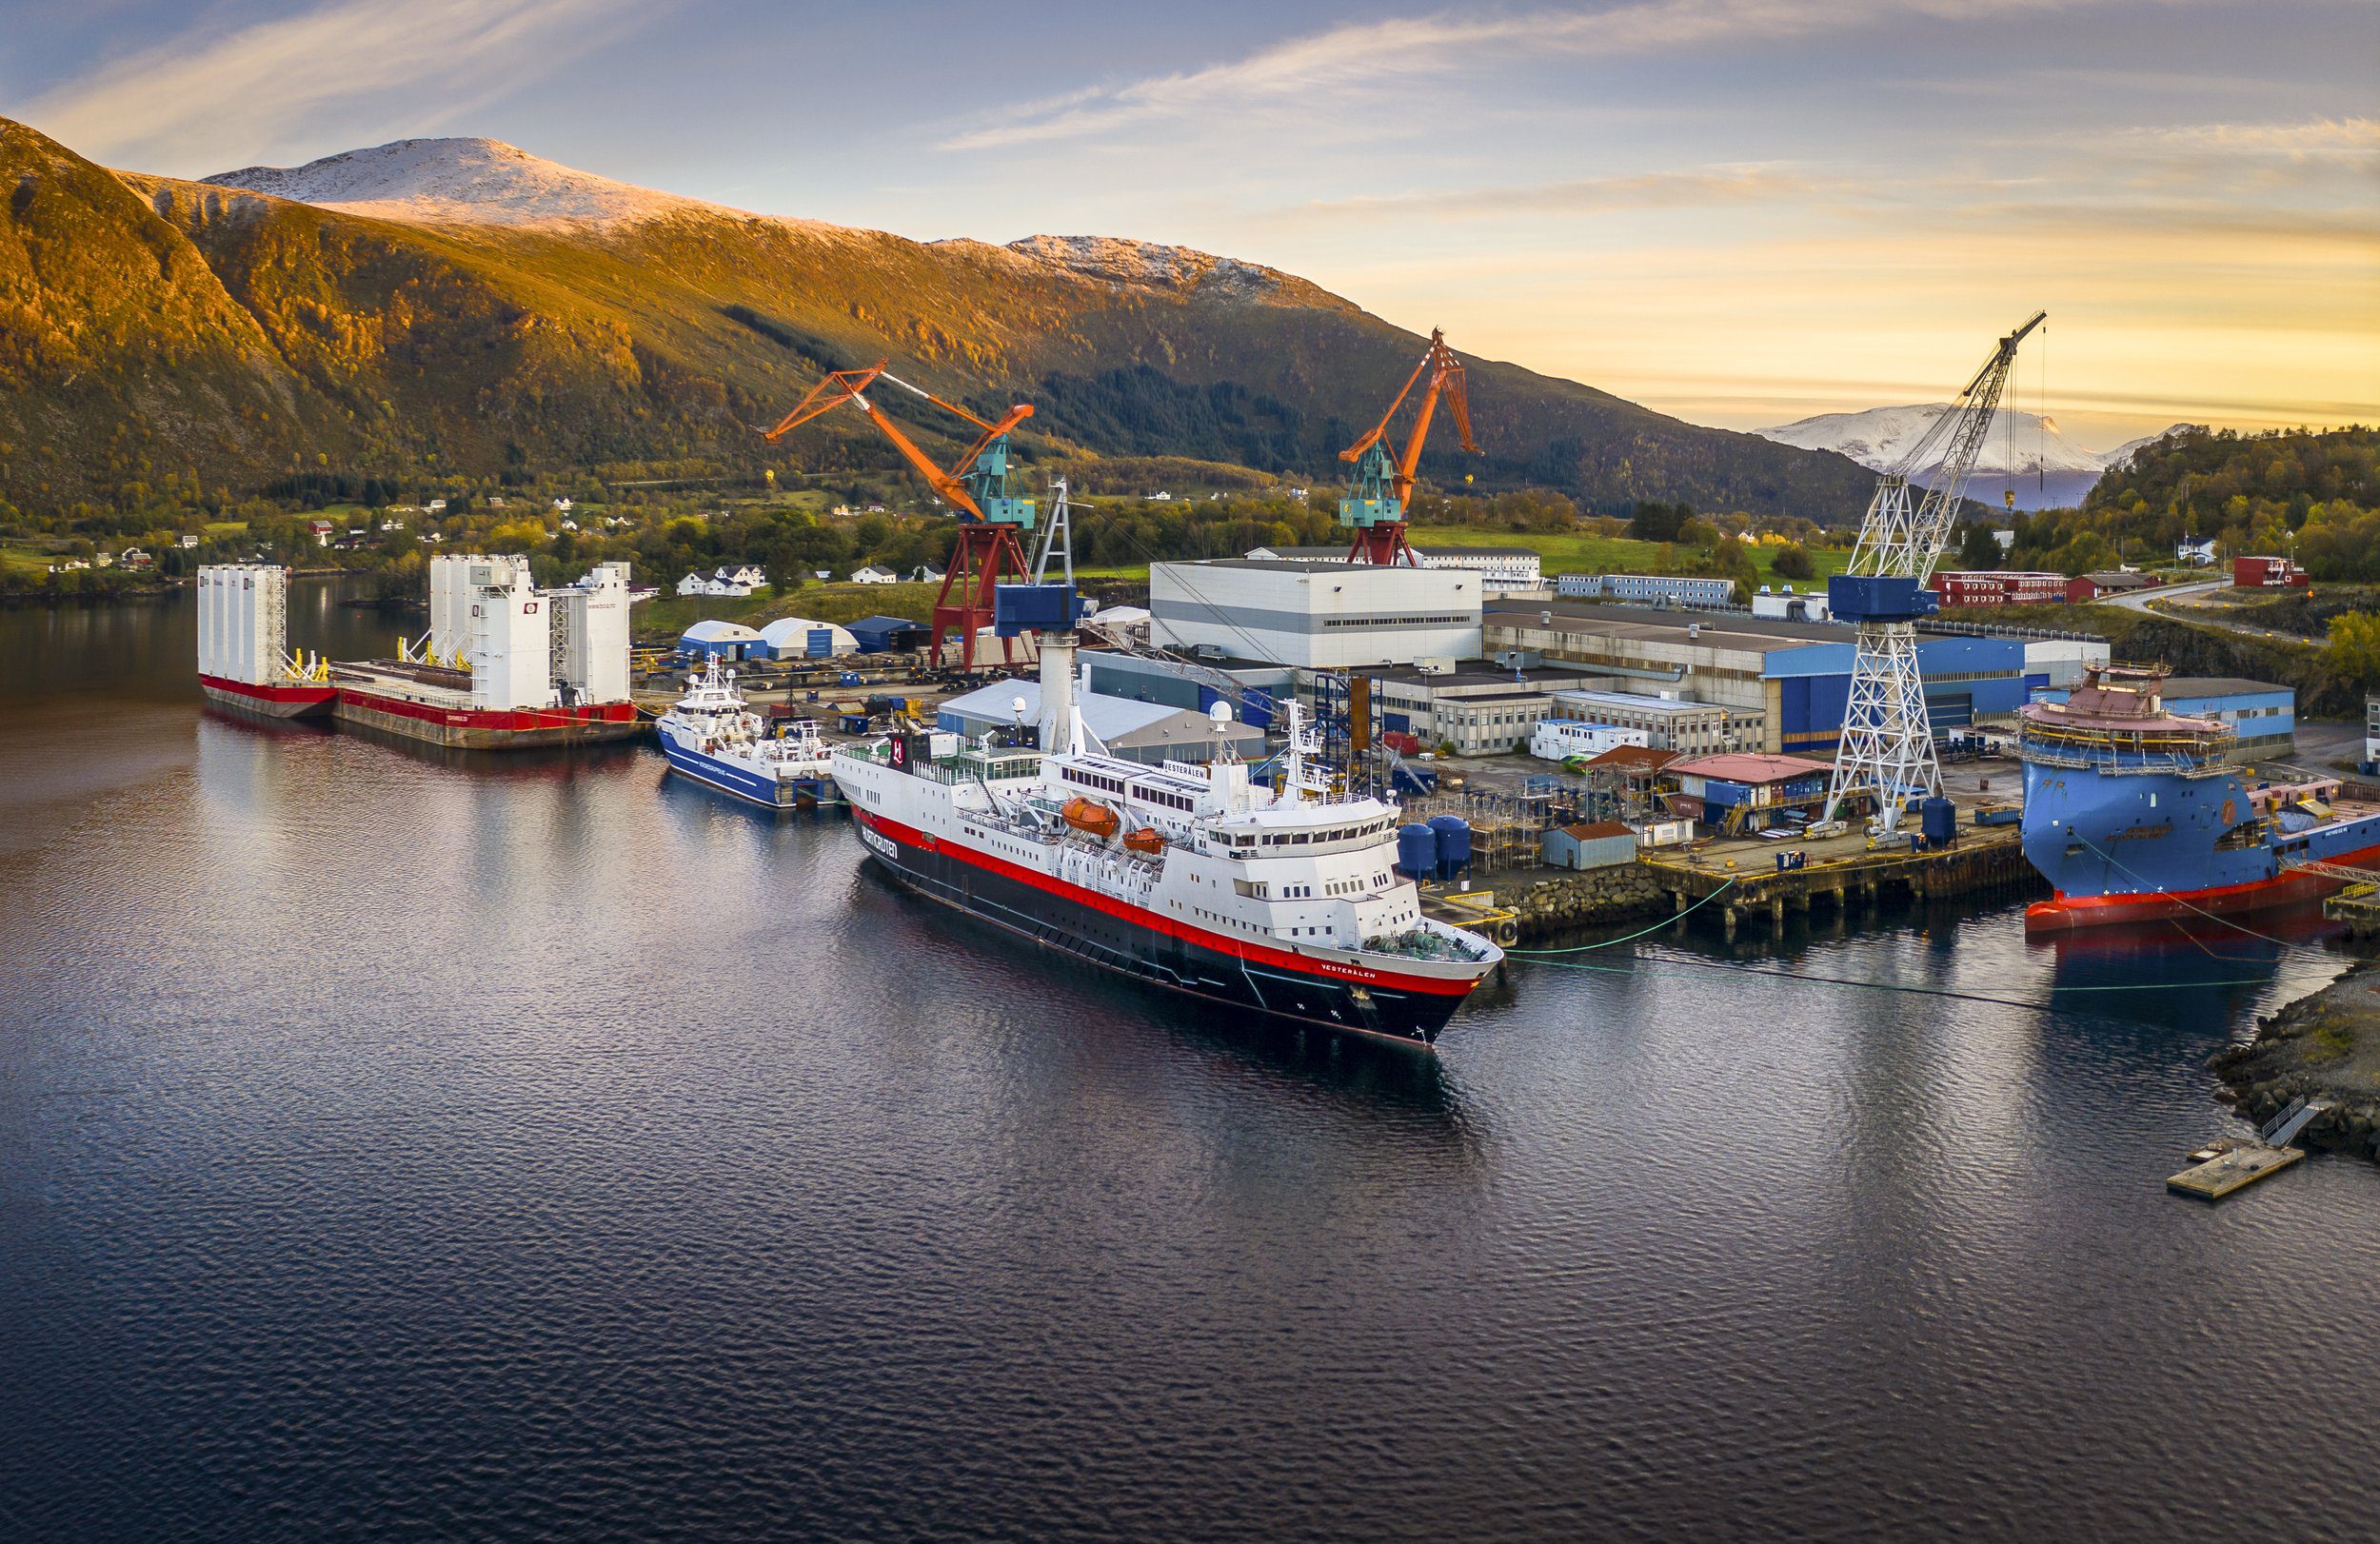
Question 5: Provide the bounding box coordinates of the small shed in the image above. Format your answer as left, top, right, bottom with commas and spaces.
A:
1542, 821, 1639, 872
677, 619, 765, 661
757, 616, 860, 660
847, 614, 932, 653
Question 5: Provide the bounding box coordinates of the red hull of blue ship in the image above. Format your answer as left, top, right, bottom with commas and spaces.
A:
2019, 667, 2380, 929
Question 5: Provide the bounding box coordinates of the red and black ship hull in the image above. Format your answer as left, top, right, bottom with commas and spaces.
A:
851, 808, 1478, 1047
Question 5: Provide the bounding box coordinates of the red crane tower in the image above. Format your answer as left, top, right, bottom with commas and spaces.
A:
1337, 328, 1481, 566
763, 362, 1037, 670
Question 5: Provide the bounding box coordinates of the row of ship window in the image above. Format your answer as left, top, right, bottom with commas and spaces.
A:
1229, 821, 1389, 848
1062, 763, 1198, 812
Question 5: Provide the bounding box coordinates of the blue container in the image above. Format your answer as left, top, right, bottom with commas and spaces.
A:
993, 583, 1078, 638
1827, 573, 1940, 624
1920, 796, 1956, 849
1397, 823, 1438, 879
1428, 814, 1473, 881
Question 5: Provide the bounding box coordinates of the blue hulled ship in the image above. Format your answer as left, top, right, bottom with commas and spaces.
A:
655, 663, 842, 810
2018, 665, 2380, 929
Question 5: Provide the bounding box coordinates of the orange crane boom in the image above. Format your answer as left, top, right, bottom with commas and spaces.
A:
761, 361, 1034, 521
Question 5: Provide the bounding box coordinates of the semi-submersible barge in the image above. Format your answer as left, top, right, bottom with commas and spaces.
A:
831, 631, 1502, 1047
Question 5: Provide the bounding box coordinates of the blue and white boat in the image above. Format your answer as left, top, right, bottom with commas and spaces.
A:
655, 663, 841, 810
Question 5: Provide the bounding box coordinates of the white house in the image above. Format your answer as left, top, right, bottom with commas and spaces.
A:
426, 498, 447, 513
851, 564, 900, 584
909, 564, 946, 583
715, 564, 766, 587
178, 533, 200, 548
552, 498, 573, 512
2177, 537, 2218, 565
677, 571, 709, 597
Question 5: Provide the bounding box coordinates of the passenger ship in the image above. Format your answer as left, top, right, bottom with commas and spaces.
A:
830, 634, 1502, 1046
2019, 664, 2380, 928
655, 663, 840, 809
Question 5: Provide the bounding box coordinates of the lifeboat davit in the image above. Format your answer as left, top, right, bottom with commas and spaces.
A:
1122, 827, 1165, 856
1062, 797, 1120, 839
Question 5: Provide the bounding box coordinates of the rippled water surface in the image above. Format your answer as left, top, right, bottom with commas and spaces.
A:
6, 587, 2380, 1540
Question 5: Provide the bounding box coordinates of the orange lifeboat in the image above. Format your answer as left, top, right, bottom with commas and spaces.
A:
1122, 827, 1165, 856
1062, 798, 1120, 839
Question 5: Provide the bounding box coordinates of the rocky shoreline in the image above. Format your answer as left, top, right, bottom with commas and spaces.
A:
2212, 961, 2380, 1161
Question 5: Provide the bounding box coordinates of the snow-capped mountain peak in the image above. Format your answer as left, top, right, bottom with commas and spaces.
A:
199, 137, 724, 229
1755, 405, 2112, 476
1754, 407, 2201, 510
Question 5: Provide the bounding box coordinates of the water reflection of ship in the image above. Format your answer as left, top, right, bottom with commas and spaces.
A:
327, 713, 646, 779
852, 857, 1473, 1124
2036, 907, 2337, 1034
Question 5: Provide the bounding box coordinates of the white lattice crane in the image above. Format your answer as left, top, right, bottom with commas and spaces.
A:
1822, 310, 2046, 836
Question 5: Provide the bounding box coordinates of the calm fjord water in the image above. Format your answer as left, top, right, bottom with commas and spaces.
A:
5, 586, 2379, 1540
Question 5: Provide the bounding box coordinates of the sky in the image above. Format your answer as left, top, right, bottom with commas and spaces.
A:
6, 0, 2375, 449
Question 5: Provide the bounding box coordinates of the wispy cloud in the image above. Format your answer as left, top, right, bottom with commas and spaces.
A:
2135, 115, 2380, 158
938, 0, 2122, 151
1293, 165, 1845, 220
22, 0, 662, 173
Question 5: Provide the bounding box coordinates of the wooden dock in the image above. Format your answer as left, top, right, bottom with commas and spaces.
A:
2167, 1141, 2305, 1200
1636, 822, 2036, 936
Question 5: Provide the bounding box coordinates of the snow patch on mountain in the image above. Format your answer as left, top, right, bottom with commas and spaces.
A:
1002, 234, 1282, 295
2101, 424, 2205, 469
199, 137, 726, 229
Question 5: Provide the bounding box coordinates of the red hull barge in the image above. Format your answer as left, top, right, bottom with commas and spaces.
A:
332, 674, 641, 749
199, 673, 339, 720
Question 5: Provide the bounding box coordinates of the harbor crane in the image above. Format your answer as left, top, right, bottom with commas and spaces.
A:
763, 362, 1037, 671
1822, 309, 2047, 837
1338, 328, 1481, 566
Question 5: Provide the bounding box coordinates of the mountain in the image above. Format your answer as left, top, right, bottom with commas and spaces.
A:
1755, 406, 2199, 511
1, 118, 1879, 519
198, 137, 727, 229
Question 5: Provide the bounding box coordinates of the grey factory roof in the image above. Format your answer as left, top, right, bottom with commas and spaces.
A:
1485, 598, 1856, 651
2155, 676, 2290, 698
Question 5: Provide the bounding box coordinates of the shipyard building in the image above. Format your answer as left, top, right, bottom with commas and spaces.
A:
1483, 599, 2029, 756
1149, 560, 1483, 669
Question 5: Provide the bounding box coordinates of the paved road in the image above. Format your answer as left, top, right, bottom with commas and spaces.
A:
2104, 576, 2319, 647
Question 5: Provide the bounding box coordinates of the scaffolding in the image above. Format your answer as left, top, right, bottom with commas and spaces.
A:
1390, 768, 1642, 875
